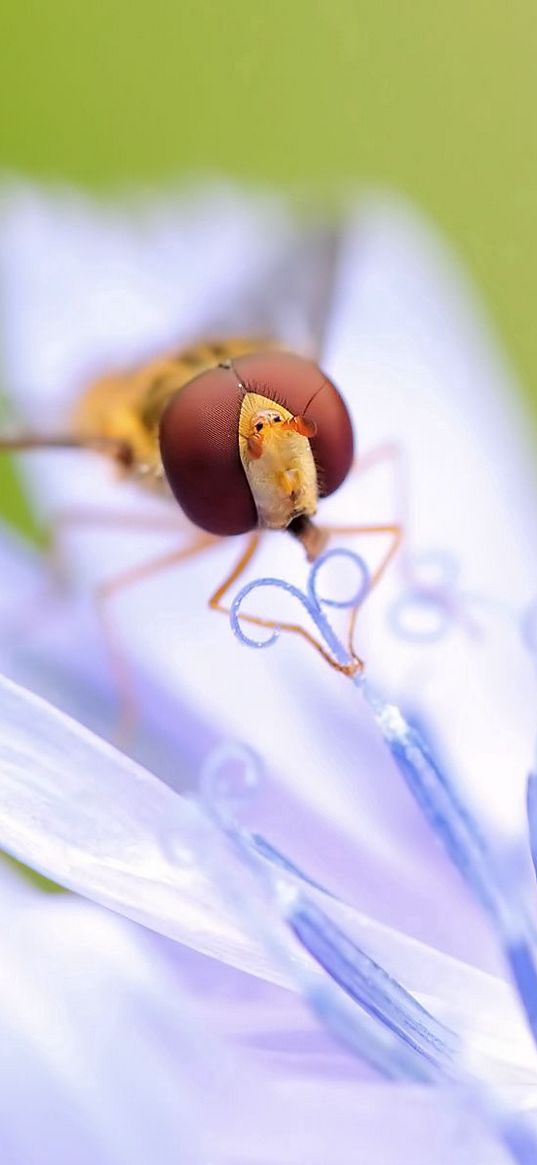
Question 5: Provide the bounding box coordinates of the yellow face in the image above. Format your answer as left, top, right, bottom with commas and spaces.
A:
238, 392, 318, 529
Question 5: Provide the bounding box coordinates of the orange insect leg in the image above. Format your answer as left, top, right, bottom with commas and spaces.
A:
94, 531, 219, 741
318, 441, 406, 663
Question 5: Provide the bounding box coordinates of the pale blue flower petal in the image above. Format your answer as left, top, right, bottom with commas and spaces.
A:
1, 183, 534, 968
0, 667, 536, 1097
0, 669, 289, 983
1, 673, 533, 1160
0, 867, 215, 1164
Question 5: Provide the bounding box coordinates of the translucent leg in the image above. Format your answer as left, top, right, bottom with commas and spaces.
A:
95, 531, 219, 740
317, 521, 404, 663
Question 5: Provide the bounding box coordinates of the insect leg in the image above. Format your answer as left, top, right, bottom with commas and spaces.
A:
327, 441, 408, 661
209, 533, 361, 677
317, 520, 404, 662
0, 433, 133, 464
49, 505, 190, 580
0, 431, 136, 641
8, 508, 191, 643
94, 531, 219, 740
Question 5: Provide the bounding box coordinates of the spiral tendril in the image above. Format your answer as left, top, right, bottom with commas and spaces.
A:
389, 549, 464, 643
230, 547, 370, 669
200, 741, 264, 828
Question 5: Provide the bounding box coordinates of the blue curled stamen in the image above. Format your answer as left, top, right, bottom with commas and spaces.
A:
288, 896, 458, 1065
307, 547, 370, 609
389, 590, 454, 643
200, 741, 264, 829
230, 576, 321, 650
366, 692, 537, 1048
229, 548, 537, 1063
230, 547, 369, 665
249, 832, 338, 898
200, 742, 537, 1162
388, 549, 461, 644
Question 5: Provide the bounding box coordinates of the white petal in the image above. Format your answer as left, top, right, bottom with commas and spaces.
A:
0, 669, 536, 1098
221, 1082, 513, 1165
0, 868, 515, 1165
0, 866, 216, 1164
0, 670, 287, 984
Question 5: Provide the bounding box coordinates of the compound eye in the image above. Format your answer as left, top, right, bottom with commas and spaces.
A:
158, 369, 258, 536
158, 349, 354, 537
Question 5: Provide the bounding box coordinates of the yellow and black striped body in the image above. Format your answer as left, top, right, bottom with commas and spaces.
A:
73, 336, 277, 491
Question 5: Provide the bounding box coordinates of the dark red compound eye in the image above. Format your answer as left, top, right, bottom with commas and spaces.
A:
158, 351, 354, 536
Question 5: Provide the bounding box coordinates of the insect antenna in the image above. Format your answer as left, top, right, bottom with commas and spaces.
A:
300, 374, 331, 421
218, 358, 250, 397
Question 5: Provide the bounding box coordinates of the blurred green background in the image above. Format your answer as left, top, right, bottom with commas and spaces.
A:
1, 0, 535, 533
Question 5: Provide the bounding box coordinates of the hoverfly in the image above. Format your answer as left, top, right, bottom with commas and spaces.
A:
0, 335, 402, 682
